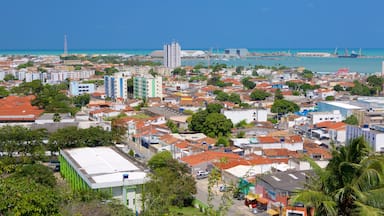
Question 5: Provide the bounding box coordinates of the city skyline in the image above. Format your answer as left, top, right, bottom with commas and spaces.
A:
1, 0, 384, 50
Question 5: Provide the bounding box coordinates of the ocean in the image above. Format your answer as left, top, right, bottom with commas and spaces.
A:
1, 48, 384, 73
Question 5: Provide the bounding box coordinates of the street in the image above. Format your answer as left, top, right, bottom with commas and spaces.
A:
195, 178, 256, 216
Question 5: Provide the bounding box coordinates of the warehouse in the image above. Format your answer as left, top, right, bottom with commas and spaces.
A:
59, 146, 148, 212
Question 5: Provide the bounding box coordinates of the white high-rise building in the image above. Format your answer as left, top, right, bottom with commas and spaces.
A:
163, 42, 181, 69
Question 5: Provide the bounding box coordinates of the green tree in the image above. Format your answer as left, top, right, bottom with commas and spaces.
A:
235, 66, 244, 74
147, 150, 173, 170
206, 103, 223, 114
271, 99, 299, 115
228, 93, 241, 104
216, 136, 229, 147
3, 74, 16, 81
73, 94, 91, 107
292, 137, 384, 216
343, 115, 359, 125
333, 84, 344, 92
0, 86, 9, 98
189, 110, 209, 132
241, 77, 256, 90
171, 67, 187, 76
202, 113, 233, 137
215, 91, 229, 101
250, 89, 271, 101
302, 69, 314, 80
143, 152, 196, 215
166, 120, 179, 133
325, 95, 335, 101
274, 88, 284, 100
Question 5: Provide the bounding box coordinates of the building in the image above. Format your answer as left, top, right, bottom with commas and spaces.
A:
222, 109, 268, 124
0, 95, 44, 123
346, 124, 384, 152
317, 101, 361, 119
104, 72, 130, 100
69, 81, 95, 96
256, 170, 312, 207
59, 146, 148, 212
307, 110, 342, 125
163, 42, 181, 69
224, 48, 249, 57
133, 75, 162, 99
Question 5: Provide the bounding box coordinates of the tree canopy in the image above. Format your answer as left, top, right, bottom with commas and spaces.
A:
250, 89, 271, 101
292, 137, 384, 216
241, 77, 256, 90
343, 115, 359, 125
143, 151, 196, 215
271, 99, 300, 115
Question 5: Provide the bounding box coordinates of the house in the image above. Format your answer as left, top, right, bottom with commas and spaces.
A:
0, 95, 44, 124
255, 170, 313, 207
222, 109, 268, 124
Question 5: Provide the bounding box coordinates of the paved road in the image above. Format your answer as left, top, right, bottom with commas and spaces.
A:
195, 178, 256, 216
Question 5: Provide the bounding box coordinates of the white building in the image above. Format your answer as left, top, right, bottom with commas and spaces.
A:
346, 124, 384, 152
308, 110, 342, 125
163, 42, 181, 69
69, 81, 95, 96
59, 147, 148, 212
222, 109, 268, 124
133, 75, 162, 99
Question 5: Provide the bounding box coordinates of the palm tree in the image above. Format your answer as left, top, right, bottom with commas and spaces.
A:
292, 137, 384, 216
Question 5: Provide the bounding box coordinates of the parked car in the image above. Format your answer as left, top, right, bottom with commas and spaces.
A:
219, 185, 230, 192
233, 191, 245, 200
196, 173, 209, 180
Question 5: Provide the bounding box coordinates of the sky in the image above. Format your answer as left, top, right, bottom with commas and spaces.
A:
1, 0, 384, 50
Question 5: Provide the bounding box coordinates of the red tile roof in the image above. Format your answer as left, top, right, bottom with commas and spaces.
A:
0, 96, 44, 121
181, 151, 240, 166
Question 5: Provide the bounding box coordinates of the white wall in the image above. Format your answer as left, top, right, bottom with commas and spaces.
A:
222, 109, 267, 124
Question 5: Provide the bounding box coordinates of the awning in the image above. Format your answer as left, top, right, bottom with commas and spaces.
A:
245, 193, 259, 201
257, 197, 269, 205
267, 209, 279, 215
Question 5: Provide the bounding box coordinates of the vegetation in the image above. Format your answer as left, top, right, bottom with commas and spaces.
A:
241, 77, 256, 90
0, 158, 133, 216
207, 76, 231, 87
271, 99, 300, 115
302, 69, 314, 80
366, 75, 384, 92
0, 86, 9, 98
213, 90, 241, 104
4, 74, 16, 81
17, 61, 34, 69
48, 126, 113, 153
333, 84, 344, 92
143, 151, 196, 215
274, 88, 284, 100
172, 67, 187, 76
325, 95, 335, 101
73, 94, 91, 108
343, 115, 359, 125
250, 89, 271, 101
293, 137, 384, 216
189, 103, 233, 138
166, 120, 179, 133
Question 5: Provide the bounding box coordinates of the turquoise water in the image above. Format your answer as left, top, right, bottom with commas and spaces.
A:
1, 48, 384, 73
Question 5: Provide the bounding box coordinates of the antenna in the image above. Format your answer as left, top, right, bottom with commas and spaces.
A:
63, 34, 68, 56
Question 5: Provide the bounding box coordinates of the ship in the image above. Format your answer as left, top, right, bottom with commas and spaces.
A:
337, 48, 361, 58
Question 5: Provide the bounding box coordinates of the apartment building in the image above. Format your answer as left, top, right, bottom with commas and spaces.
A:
133, 75, 162, 99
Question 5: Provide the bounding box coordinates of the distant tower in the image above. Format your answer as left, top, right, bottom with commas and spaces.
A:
63, 34, 68, 56
163, 42, 181, 69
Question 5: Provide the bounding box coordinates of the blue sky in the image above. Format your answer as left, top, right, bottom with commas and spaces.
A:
1, 0, 383, 49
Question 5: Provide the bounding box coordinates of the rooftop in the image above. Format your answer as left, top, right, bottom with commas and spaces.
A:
60, 146, 148, 188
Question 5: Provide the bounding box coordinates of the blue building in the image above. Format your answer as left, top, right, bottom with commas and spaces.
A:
317, 101, 361, 119
69, 81, 95, 96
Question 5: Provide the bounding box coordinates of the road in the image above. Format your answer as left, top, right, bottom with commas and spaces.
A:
195, 178, 256, 216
